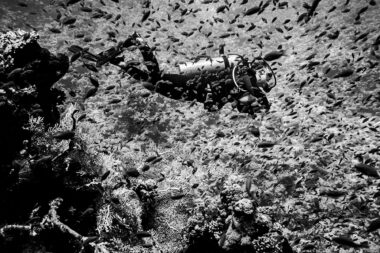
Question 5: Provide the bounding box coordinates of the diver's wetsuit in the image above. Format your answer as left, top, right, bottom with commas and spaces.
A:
121, 37, 270, 114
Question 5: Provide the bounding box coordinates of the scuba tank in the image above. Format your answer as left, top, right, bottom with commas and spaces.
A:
178, 54, 242, 77
177, 54, 277, 93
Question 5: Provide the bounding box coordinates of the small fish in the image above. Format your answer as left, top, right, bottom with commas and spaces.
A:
34, 155, 52, 165
219, 33, 231, 38
216, 5, 228, 13
180, 8, 188, 16
84, 87, 98, 100
53, 131, 75, 140
91, 12, 104, 19
257, 142, 276, 148
332, 236, 363, 248
74, 32, 85, 38
327, 6, 336, 13
151, 156, 163, 164
316, 31, 327, 38
70, 52, 81, 63
257, 40, 264, 48
170, 192, 185, 200
136, 231, 151, 238
17, 2, 28, 7
354, 163, 379, 178
173, 2, 180, 10
7, 68, 23, 80
278, 1, 288, 8
248, 126, 260, 137
77, 114, 86, 121
145, 156, 158, 163
80, 6, 92, 12
305, 53, 316, 60
367, 218, 380, 232
89, 76, 100, 87
80, 207, 95, 217
141, 10, 150, 22
247, 23, 256, 31
261, 0, 270, 9
124, 167, 140, 177
61, 16, 76, 25
357, 6, 368, 16
109, 98, 121, 104
333, 68, 354, 78
65, 0, 81, 6
141, 164, 150, 172
308, 61, 320, 68
284, 25, 293, 31
83, 63, 98, 72
327, 30, 339, 39
319, 189, 346, 197
263, 50, 284, 61
104, 13, 113, 20
191, 183, 199, 188
142, 81, 155, 90
297, 12, 308, 23
275, 27, 284, 33
49, 27, 61, 33
244, 6, 260, 16
101, 170, 110, 181
245, 177, 252, 195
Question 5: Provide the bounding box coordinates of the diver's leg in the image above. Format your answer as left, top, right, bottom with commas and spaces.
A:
251, 86, 270, 110
121, 65, 150, 82
122, 32, 141, 48
120, 33, 155, 82
136, 42, 161, 82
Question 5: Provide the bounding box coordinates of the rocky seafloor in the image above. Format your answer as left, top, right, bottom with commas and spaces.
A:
0, 0, 380, 252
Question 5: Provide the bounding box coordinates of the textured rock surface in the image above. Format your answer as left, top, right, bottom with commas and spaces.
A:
0, 29, 68, 165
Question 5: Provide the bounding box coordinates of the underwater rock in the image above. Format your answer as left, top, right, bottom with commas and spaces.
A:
0, 30, 40, 73
0, 29, 68, 171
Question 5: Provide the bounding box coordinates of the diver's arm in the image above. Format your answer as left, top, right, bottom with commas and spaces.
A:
241, 74, 256, 94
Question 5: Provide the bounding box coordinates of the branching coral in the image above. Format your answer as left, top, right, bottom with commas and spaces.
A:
96, 178, 158, 248
0, 30, 101, 252
0, 29, 39, 72
184, 175, 290, 252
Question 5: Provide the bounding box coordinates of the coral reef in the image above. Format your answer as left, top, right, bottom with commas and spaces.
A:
0, 30, 101, 253
1, 0, 379, 251
184, 175, 290, 252
0, 29, 68, 166
96, 178, 158, 248
0, 30, 39, 72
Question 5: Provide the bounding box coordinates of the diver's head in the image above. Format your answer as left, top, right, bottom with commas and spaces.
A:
249, 58, 276, 92
231, 55, 276, 93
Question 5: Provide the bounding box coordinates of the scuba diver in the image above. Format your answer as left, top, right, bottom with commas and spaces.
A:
68, 32, 277, 115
